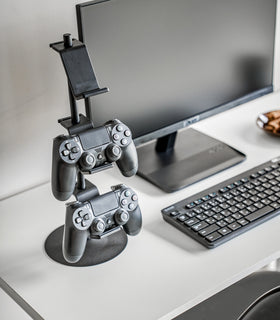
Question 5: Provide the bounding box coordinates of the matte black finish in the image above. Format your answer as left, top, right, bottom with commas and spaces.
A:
138, 128, 245, 192
51, 135, 78, 201
162, 156, 280, 248
45, 225, 128, 266
239, 287, 280, 320
51, 119, 138, 201
174, 271, 280, 320
50, 38, 108, 100
63, 184, 142, 263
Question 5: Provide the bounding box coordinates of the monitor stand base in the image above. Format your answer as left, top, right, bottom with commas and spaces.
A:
136, 128, 246, 193
45, 226, 127, 267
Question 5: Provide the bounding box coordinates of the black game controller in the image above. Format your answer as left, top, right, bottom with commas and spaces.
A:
51, 119, 138, 201
62, 184, 142, 263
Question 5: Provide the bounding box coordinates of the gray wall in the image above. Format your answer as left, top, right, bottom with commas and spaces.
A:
1, 0, 280, 199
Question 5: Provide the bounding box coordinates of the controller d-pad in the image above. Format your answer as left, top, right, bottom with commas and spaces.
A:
59, 139, 81, 163
73, 208, 93, 231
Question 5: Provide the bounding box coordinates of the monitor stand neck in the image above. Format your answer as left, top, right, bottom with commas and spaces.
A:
136, 128, 246, 193
155, 132, 177, 153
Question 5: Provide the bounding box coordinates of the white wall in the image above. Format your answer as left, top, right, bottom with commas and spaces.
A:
1, 0, 280, 199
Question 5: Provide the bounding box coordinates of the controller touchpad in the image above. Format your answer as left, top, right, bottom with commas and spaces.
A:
79, 127, 110, 150
90, 193, 118, 216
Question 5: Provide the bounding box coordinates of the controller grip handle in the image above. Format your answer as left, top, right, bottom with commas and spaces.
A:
116, 142, 138, 177
51, 136, 77, 201
63, 206, 89, 263
123, 207, 142, 236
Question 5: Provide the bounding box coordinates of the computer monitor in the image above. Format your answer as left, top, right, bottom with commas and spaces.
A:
76, 0, 276, 192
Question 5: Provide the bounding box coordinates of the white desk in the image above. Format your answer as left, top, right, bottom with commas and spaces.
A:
0, 286, 32, 320
1, 91, 280, 319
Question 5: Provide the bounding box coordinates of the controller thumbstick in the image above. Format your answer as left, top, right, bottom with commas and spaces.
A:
91, 219, 106, 235
106, 144, 122, 162
80, 152, 96, 170
114, 209, 129, 225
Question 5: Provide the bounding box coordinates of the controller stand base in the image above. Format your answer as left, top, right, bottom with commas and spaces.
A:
45, 226, 128, 267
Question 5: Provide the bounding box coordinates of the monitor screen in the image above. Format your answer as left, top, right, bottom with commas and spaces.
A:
77, 0, 275, 144
76, 0, 276, 192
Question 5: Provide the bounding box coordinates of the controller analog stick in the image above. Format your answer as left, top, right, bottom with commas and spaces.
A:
114, 209, 129, 225
80, 152, 96, 170
91, 219, 106, 234
106, 144, 122, 162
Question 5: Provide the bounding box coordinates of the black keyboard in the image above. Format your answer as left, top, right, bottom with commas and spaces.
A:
162, 156, 280, 248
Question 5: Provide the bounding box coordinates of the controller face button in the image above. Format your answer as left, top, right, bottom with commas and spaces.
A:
75, 217, 82, 224
128, 203, 135, 210
81, 220, 88, 227
97, 154, 103, 160
65, 143, 71, 150
83, 214, 89, 220
71, 146, 79, 153
124, 190, 131, 197
132, 194, 138, 201
113, 134, 120, 141
69, 153, 76, 160
62, 150, 70, 156
121, 138, 128, 145
121, 199, 128, 206
124, 130, 131, 137
116, 125, 124, 132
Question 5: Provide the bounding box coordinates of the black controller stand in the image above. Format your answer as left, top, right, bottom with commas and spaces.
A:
45, 34, 128, 266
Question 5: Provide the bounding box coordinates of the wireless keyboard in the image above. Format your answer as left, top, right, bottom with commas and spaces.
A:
162, 156, 280, 248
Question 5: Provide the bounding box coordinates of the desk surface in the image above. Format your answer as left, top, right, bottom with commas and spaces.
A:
1, 91, 280, 320
0, 287, 32, 320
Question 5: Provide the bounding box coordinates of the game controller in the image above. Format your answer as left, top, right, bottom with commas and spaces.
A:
51, 119, 138, 201
62, 184, 142, 263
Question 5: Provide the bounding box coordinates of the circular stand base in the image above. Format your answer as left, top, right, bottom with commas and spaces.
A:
44, 226, 128, 267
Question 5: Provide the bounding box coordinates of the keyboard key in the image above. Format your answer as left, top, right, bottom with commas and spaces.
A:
271, 202, 280, 209
218, 227, 231, 236
192, 221, 209, 231
217, 220, 227, 227
221, 210, 231, 217
206, 232, 222, 242
206, 217, 216, 224
224, 217, 235, 224
184, 217, 200, 226
199, 224, 220, 236
232, 213, 242, 220
228, 222, 241, 231
177, 215, 188, 222
196, 214, 208, 220
186, 202, 196, 209
246, 206, 273, 222
186, 210, 196, 217
237, 218, 249, 226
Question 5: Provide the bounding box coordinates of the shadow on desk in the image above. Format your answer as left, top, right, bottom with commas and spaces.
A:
145, 219, 206, 254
